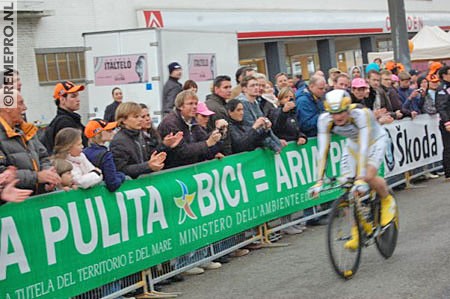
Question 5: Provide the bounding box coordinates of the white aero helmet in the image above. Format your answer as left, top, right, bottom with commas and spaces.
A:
324, 89, 352, 114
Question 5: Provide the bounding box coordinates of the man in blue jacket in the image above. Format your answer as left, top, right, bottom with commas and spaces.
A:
295, 75, 327, 226
295, 75, 327, 137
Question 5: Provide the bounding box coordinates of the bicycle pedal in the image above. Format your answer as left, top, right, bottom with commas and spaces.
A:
364, 238, 375, 247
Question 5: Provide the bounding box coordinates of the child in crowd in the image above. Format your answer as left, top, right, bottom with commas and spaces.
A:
83, 119, 126, 192
53, 128, 103, 189
52, 159, 78, 191
110, 102, 168, 179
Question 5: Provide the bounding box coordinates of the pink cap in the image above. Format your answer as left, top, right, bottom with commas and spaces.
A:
197, 102, 215, 116
391, 74, 400, 82
351, 78, 369, 88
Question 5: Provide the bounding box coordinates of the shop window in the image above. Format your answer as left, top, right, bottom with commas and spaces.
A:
377, 40, 393, 52
290, 54, 318, 81
35, 48, 86, 84
239, 58, 267, 75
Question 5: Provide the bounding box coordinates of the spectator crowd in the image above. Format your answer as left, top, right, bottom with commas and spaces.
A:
1, 58, 449, 294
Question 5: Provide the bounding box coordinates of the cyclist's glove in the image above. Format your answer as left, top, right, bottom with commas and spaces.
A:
308, 182, 323, 198
350, 179, 370, 195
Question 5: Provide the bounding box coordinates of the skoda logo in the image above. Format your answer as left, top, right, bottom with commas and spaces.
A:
384, 129, 395, 172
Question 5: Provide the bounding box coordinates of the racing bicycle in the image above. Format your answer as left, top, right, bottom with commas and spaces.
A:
322, 177, 399, 279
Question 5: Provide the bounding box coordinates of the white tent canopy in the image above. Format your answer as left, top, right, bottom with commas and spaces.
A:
368, 26, 450, 62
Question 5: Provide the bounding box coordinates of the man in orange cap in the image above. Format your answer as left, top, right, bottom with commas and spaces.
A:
385, 61, 405, 76
428, 61, 443, 76
40, 81, 87, 154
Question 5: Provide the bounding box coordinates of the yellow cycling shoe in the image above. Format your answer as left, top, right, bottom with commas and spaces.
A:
381, 194, 396, 227
344, 226, 359, 251
362, 220, 373, 235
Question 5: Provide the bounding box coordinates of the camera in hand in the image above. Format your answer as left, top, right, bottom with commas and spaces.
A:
263, 118, 271, 130
218, 126, 226, 135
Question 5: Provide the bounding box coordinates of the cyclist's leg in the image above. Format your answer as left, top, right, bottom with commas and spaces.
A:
341, 144, 359, 250
365, 165, 389, 198
341, 142, 356, 180
366, 137, 396, 227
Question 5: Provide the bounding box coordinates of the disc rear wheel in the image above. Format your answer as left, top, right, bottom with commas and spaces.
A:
375, 200, 399, 259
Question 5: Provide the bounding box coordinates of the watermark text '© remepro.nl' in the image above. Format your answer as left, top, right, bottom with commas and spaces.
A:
1, 0, 17, 108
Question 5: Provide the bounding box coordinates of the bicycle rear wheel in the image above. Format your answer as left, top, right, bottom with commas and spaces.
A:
327, 195, 362, 279
375, 198, 399, 259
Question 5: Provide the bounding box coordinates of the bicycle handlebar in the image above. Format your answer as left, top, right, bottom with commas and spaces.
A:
319, 176, 374, 204
320, 177, 355, 192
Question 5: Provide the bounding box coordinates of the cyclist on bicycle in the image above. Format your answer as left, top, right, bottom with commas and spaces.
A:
309, 89, 396, 250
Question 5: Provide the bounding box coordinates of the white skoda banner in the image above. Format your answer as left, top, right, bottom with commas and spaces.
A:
384, 114, 443, 177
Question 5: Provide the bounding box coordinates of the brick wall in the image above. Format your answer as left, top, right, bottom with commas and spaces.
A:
18, 3, 92, 125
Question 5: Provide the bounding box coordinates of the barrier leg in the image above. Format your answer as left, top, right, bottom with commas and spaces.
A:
260, 223, 290, 248
135, 270, 181, 298
404, 171, 426, 189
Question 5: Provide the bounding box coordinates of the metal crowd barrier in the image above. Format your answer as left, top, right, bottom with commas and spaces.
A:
74, 229, 262, 299
74, 160, 443, 299
74, 159, 443, 299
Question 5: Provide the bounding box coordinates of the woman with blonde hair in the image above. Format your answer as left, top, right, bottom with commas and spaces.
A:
271, 87, 307, 145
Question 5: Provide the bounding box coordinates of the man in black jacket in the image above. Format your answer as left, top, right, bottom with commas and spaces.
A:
205, 75, 232, 126
158, 90, 222, 168
437, 66, 450, 181
40, 81, 86, 154
103, 87, 123, 122
205, 75, 233, 155
162, 62, 183, 116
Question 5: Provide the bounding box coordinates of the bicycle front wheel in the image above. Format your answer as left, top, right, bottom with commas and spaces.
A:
327, 195, 362, 279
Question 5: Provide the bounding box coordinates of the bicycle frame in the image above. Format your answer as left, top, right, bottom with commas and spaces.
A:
322, 177, 399, 279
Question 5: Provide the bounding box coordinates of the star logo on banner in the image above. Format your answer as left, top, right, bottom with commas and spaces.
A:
174, 180, 197, 224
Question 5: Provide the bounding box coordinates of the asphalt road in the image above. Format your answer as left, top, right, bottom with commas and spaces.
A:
163, 177, 450, 299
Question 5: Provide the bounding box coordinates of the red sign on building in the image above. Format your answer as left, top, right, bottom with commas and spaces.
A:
143, 10, 164, 28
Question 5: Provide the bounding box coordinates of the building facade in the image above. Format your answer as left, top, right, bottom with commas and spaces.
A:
15, 0, 450, 123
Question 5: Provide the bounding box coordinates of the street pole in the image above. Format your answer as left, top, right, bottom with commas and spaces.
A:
387, 0, 411, 70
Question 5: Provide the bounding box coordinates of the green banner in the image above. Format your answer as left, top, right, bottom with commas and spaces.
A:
0, 137, 346, 298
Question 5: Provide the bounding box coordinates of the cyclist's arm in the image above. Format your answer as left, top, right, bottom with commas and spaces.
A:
316, 113, 333, 181
355, 109, 371, 178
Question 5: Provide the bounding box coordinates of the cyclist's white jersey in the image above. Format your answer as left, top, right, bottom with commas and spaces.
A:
316, 105, 388, 179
